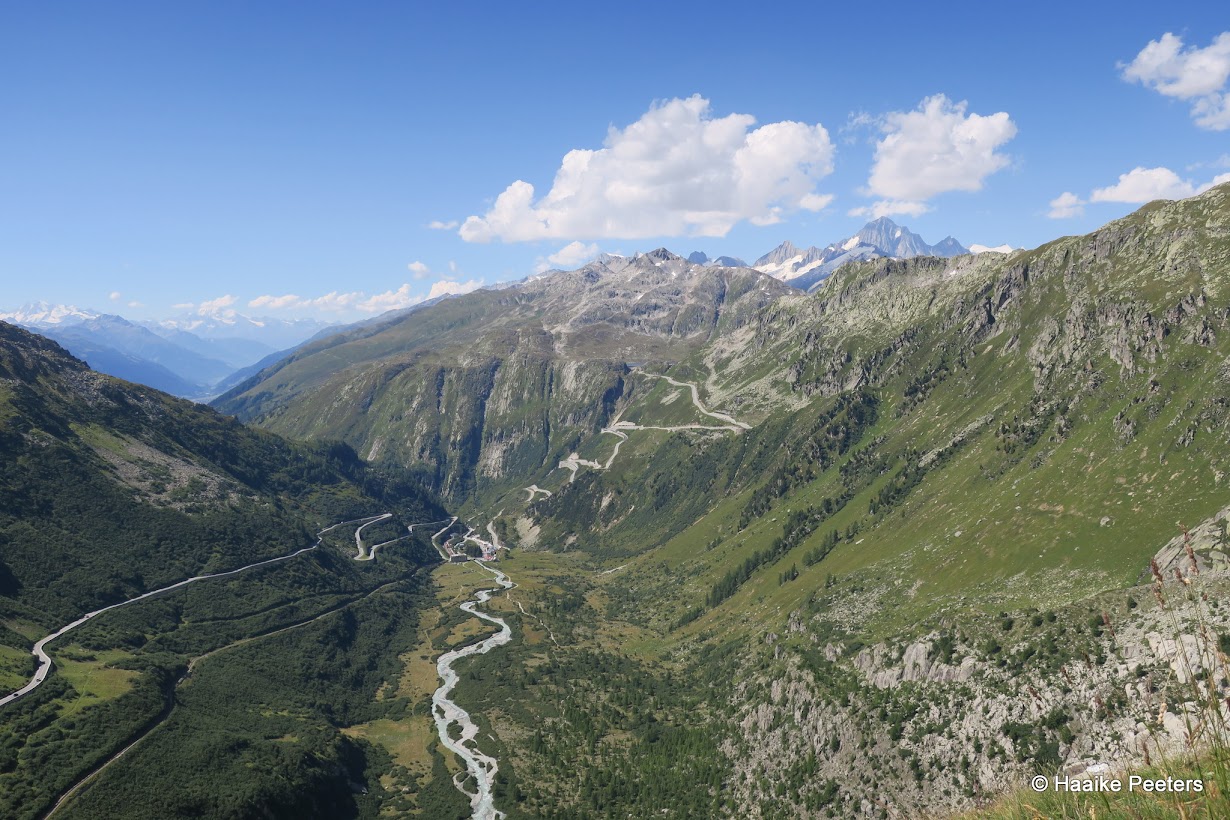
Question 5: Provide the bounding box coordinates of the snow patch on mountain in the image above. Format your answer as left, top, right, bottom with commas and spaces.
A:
0, 302, 99, 326
753, 218, 970, 292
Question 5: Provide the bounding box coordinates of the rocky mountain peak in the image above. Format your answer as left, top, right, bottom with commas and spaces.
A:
753, 241, 802, 267
752, 219, 970, 293
854, 218, 930, 257
688, 251, 750, 268
641, 247, 684, 264
931, 236, 967, 256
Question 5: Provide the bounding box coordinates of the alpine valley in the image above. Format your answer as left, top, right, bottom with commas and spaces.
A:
5, 185, 1230, 819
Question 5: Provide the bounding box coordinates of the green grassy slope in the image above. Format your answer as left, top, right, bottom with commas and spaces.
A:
528, 184, 1230, 636
434, 186, 1230, 817
0, 322, 456, 819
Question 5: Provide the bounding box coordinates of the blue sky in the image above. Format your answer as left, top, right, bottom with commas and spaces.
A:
1, 1, 1227, 321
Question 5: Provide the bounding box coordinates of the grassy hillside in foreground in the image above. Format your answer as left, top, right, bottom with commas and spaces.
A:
0, 323, 462, 819
0, 320, 444, 625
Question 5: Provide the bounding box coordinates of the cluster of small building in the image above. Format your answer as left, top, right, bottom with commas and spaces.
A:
442, 532, 498, 563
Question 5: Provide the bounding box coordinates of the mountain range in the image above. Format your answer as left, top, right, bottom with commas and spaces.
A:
746, 216, 972, 291
6, 186, 1230, 818
681, 217, 1014, 294
2, 219, 995, 400
0, 303, 337, 399
208, 182, 1230, 817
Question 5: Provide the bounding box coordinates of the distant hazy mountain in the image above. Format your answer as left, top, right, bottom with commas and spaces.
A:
852, 216, 963, 258
37, 336, 207, 396
151, 313, 335, 350
753, 217, 969, 292
36, 315, 234, 385
0, 309, 220, 396
209, 346, 302, 398
686, 251, 749, 267
209, 298, 449, 399
0, 303, 340, 398
146, 326, 275, 369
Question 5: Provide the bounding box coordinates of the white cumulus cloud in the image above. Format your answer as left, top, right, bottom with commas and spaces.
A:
848, 200, 931, 219
1047, 191, 1086, 219
248, 293, 305, 311
459, 95, 835, 242
197, 294, 237, 316
170, 295, 238, 317
355, 285, 417, 313
855, 94, 1017, 217
427, 220, 459, 230
549, 241, 600, 268
1049, 167, 1230, 217
248, 279, 484, 316
535, 241, 603, 273
1206, 171, 1230, 190
426, 279, 483, 300
407, 260, 430, 279
799, 193, 835, 211
1121, 32, 1230, 130
108, 291, 122, 301
1090, 166, 1199, 203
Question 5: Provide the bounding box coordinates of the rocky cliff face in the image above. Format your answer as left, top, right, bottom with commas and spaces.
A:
214, 251, 794, 500
697, 185, 1230, 414
725, 569, 1229, 818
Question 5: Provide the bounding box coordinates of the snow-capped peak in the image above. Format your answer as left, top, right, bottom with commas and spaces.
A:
968, 243, 1015, 255
751, 218, 969, 292
0, 301, 100, 326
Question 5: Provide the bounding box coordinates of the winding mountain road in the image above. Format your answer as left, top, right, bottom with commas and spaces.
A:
524, 485, 552, 501
529, 374, 750, 494
353, 513, 393, 559
0, 515, 386, 709
3, 508, 521, 819
647, 373, 751, 429
46, 574, 415, 818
